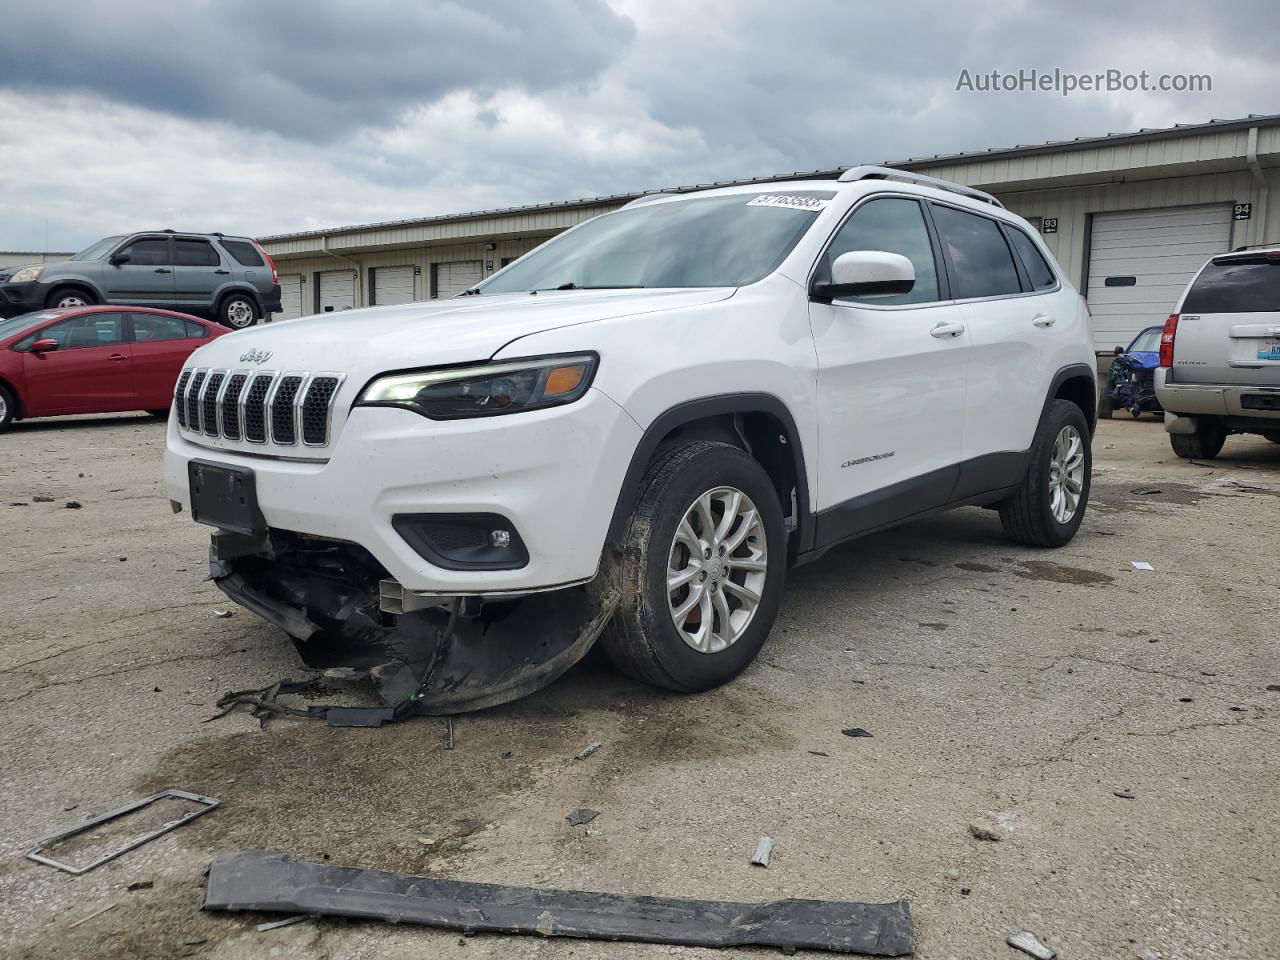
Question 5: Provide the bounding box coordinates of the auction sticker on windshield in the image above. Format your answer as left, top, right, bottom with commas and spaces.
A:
747, 194, 830, 211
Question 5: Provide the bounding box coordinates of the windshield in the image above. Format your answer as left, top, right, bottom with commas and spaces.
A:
0, 310, 64, 341
479, 192, 834, 294
1129, 328, 1161, 352
71, 236, 124, 261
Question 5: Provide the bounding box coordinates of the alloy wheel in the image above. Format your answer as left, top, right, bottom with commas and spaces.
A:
55, 294, 86, 307
666, 486, 768, 654
226, 299, 255, 328
1048, 424, 1085, 524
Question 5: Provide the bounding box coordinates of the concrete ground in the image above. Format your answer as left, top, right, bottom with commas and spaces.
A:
0, 414, 1277, 960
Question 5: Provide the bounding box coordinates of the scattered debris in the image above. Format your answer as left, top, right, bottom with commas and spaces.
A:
1113, 790, 1136, 800
68, 903, 118, 929
750, 837, 775, 867
575, 741, 603, 760
566, 808, 600, 827
1007, 930, 1056, 959
1137, 948, 1162, 960
1178, 697, 1194, 703
256, 915, 310, 932
1130, 561, 1155, 571
943, 868, 960, 881
808, 750, 829, 757
127, 880, 154, 891
1266, 684, 1280, 693
27, 789, 221, 875
204, 851, 915, 955
9, 501, 28, 506
445, 716, 455, 750
968, 819, 1005, 842
32, 495, 55, 502
1131, 487, 1162, 495
182, 937, 209, 946
65, 500, 83, 509
212, 608, 234, 618
841, 728, 874, 738
959, 887, 970, 896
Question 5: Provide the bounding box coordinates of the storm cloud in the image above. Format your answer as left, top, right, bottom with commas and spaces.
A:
2, 0, 1277, 250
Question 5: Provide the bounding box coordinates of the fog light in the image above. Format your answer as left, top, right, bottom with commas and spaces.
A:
490, 529, 512, 548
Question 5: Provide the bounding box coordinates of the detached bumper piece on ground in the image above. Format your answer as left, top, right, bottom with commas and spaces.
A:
210, 531, 617, 718
204, 852, 914, 956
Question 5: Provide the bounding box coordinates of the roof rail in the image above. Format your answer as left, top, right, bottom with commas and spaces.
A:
837, 165, 1003, 208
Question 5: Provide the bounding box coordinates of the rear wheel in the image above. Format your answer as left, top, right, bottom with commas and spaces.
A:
1098, 389, 1114, 419
1170, 421, 1226, 459
597, 440, 787, 693
0, 384, 15, 433
219, 294, 259, 329
145, 409, 170, 419
46, 287, 95, 309
1264, 432, 1280, 444
998, 399, 1091, 547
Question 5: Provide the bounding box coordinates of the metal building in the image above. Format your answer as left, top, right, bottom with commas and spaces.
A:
259, 113, 1280, 354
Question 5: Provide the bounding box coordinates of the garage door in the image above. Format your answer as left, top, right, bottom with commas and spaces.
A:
318, 270, 356, 313
434, 260, 483, 299
276, 274, 303, 320
1086, 205, 1232, 349
373, 265, 415, 305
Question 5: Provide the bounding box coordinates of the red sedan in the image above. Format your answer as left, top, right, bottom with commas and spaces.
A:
0, 306, 227, 432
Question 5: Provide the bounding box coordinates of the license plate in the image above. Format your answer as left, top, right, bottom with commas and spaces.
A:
1257, 338, 1280, 360
188, 460, 266, 535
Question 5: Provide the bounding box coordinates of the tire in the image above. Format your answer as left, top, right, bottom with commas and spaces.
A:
145, 409, 170, 419
1264, 432, 1280, 444
998, 399, 1091, 548
596, 440, 787, 693
1097, 390, 1114, 419
1170, 421, 1226, 459
0, 383, 15, 433
218, 293, 259, 329
45, 287, 95, 309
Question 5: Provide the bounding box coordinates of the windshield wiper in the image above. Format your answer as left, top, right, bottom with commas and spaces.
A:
535, 283, 646, 292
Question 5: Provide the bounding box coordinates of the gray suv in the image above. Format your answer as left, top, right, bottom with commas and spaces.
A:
0, 231, 282, 329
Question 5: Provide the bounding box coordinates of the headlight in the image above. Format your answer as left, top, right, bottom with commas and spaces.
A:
356, 353, 598, 420
8, 265, 43, 283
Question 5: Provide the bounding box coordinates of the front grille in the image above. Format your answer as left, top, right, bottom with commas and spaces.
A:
271, 376, 304, 444
174, 370, 192, 428
185, 371, 207, 430
201, 372, 225, 436
221, 374, 248, 440
176, 368, 345, 448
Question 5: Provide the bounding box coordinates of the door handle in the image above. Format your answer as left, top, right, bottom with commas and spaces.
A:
107, 353, 127, 361
214, 269, 230, 275
930, 321, 965, 339
154, 268, 172, 274
1032, 313, 1056, 328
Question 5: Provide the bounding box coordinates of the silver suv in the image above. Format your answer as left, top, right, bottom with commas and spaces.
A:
1156, 247, 1280, 457
0, 231, 282, 329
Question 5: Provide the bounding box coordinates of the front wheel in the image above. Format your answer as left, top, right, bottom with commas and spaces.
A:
999, 399, 1092, 547
596, 440, 787, 693
219, 294, 259, 329
46, 287, 95, 309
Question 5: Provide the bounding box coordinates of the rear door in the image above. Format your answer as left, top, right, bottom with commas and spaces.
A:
129, 312, 213, 407
104, 236, 176, 306
1174, 253, 1280, 386
172, 237, 226, 310
20, 312, 133, 414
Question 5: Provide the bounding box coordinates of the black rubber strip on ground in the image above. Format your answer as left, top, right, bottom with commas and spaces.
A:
203, 851, 913, 955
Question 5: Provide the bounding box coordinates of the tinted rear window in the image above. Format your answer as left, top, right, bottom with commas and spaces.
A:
1007, 228, 1057, 290
930, 204, 1022, 299
175, 239, 221, 267
220, 239, 264, 267
1182, 259, 1280, 313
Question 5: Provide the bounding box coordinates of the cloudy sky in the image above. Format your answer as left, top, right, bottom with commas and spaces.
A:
2, 0, 1277, 251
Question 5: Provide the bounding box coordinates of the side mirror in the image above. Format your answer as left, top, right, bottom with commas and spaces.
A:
812, 251, 915, 301
30, 338, 60, 353
1114, 345, 1125, 355
109, 252, 130, 265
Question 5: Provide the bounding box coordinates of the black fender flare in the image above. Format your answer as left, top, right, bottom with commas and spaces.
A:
605, 392, 813, 553
1046, 362, 1099, 431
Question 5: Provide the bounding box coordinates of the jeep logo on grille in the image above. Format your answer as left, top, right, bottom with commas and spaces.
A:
240, 348, 273, 364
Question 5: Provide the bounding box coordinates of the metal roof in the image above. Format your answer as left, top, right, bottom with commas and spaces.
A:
258, 113, 1280, 244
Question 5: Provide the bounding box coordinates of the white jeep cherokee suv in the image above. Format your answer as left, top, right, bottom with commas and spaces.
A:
165, 167, 1097, 715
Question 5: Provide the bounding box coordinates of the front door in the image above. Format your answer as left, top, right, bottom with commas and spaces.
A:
104, 236, 176, 306
21, 312, 134, 415
807, 196, 969, 541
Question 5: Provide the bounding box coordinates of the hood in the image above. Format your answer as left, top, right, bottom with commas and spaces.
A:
187, 287, 734, 376
1117, 350, 1160, 370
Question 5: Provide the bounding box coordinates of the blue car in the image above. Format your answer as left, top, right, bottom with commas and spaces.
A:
1099, 325, 1163, 419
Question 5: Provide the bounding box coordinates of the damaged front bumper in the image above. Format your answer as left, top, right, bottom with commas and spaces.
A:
210, 530, 617, 716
